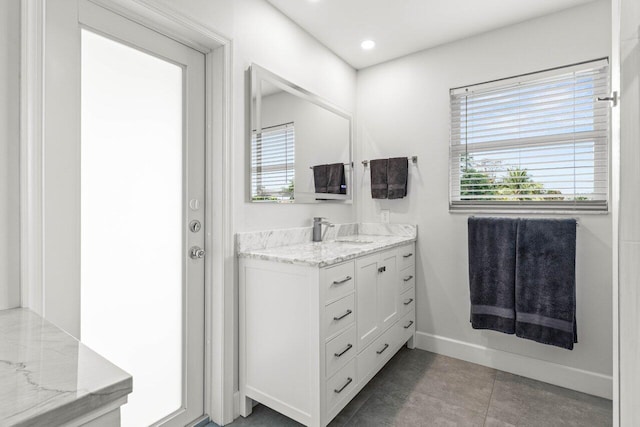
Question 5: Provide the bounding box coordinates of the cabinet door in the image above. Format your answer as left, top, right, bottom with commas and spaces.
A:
356, 254, 380, 351
378, 250, 399, 331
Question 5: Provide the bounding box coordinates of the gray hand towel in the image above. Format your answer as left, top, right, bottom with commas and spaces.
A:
387, 157, 408, 199
327, 163, 346, 194
468, 217, 518, 334
515, 218, 577, 350
370, 159, 388, 199
313, 164, 328, 193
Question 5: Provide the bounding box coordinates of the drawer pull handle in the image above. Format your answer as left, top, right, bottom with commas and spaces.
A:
334, 377, 353, 394
378, 266, 386, 273
404, 320, 414, 329
334, 343, 353, 358
403, 298, 414, 306
403, 253, 413, 258
333, 309, 352, 321
376, 343, 390, 355
333, 276, 352, 285
403, 275, 414, 282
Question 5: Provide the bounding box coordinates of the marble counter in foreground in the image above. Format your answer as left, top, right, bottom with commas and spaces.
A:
237, 223, 417, 267
0, 308, 132, 427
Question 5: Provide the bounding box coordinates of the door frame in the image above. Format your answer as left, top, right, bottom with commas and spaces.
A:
19, 0, 236, 425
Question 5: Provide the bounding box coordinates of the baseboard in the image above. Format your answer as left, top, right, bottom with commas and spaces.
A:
414, 331, 612, 400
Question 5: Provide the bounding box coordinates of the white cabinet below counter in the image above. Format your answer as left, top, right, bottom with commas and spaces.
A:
239, 242, 416, 427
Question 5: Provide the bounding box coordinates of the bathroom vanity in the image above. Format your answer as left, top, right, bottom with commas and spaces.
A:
237, 224, 416, 427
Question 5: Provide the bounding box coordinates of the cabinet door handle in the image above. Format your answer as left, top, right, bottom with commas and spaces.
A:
403, 275, 414, 282
403, 253, 413, 258
404, 320, 414, 329
333, 309, 352, 321
333, 276, 352, 285
376, 343, 390, 355
403, 298, 414, 306
334, 343, 353, 358
334, 377, 353, 394
378, 266, 386, 273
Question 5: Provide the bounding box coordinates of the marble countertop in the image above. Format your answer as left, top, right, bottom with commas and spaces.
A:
0, 308, 132, 427
238, 234, 416, 267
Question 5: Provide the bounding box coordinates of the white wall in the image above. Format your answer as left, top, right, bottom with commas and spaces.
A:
152, 0, 358, 231
0, 0, 21, 310
357, 0, 613, 398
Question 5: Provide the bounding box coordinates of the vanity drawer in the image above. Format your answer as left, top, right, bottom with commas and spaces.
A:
326, 358, 357, 415
398, 310, 416, 343
399, 266, 415, 294
357, 321, 400, 385
325, 294, 355, 339
399, 287, 415, 318
325, 325, 356, 378
323, 261, 355, 304
398, 244, 416, 270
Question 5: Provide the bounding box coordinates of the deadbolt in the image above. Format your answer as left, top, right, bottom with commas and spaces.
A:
189, 220, 201, 233
190, 246, 205, 259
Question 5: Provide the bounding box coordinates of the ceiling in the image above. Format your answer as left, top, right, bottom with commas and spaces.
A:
266, 0, 599, 69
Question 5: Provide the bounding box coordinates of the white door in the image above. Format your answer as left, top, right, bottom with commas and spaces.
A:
79, 3, 205, 426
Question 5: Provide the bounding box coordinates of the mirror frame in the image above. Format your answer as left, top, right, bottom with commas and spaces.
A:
247, 63, 354, 203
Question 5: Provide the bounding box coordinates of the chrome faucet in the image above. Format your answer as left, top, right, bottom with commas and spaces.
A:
312, 217, 334, 242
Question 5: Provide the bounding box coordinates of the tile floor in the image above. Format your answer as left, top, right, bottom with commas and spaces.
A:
211, 347, 612, 427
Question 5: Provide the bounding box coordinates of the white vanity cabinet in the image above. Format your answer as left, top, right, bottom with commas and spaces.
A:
239, 242, 416, 427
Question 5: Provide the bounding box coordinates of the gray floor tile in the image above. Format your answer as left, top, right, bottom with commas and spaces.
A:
349, 390, 486, 427
217, 349, 612, 427
483, 417, 516, 427
486, 371, 613, 427
381, 349, 496, 414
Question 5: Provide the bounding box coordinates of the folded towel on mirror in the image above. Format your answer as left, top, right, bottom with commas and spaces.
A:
468, 217, 518, 334
370, 159, 388, 199
327, 163, 346, 194
387, 157, 408, 199
515, 218, 577, 350
313, 164, 328, 193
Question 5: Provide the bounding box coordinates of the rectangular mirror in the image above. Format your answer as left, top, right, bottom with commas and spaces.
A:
248, 64, 353, 203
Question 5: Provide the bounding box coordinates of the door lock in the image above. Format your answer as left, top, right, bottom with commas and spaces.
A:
190, 246, 205, 259
189, 220, 201, 233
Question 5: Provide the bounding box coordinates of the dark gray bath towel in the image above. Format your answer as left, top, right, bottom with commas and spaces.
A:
327, 163, 346, 194
313, 164, 328, 193
387, 157, 408, 199
468, 217, 518, 334
370, 159, 388, 199
515, 219, 577, 350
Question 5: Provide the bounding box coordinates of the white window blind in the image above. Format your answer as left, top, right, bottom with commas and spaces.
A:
450, 59, 610, 211
251, 122, 295, 201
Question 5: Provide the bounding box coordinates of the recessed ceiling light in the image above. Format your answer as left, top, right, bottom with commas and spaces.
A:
361, 40, 376, 50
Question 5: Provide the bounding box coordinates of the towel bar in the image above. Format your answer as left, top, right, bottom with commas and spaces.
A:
361, 156, 418, 167
468, 216, 580, 226
309, 162, 353, 170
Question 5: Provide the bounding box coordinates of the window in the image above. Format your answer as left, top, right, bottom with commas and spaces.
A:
449, 59, 610, 211
251, 122, 295, 201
